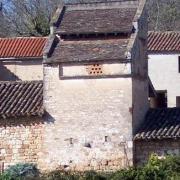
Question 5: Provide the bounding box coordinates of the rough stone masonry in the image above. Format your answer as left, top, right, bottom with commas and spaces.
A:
42, 0, 149, 171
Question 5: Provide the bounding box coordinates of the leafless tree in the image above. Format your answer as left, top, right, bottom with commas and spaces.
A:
0, 0, 179, 37
0, 0, 63, 37
147, 0, 180, 31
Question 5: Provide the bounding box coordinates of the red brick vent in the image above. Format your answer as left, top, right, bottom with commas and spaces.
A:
86, 64, 103, 75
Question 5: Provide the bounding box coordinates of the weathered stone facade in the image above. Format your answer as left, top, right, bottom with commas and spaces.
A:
135, 139, 180, 166
0, 117, 43, 170
0, 0, 165, 173
43, 65, 133, 171
42, 0, 148, 171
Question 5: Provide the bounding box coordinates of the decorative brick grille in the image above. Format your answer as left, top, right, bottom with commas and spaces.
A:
86, 64, 103, 75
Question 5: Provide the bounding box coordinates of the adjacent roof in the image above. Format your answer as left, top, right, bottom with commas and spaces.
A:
0, 37, 47, 59
0, 81, 43, 119
148, 31, 180, 53
49, 38, 129, 63
134, 108, 180, 140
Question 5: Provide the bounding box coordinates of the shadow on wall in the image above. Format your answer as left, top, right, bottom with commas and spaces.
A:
0, 64, 21, 81
0, 116, 44, 127
43, 111, 55, 124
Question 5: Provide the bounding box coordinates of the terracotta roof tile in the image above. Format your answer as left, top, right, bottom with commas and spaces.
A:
134, 108, 180, 140
148, 31, 180, 53
0, 37, 47, 58
0, 81, 43, 118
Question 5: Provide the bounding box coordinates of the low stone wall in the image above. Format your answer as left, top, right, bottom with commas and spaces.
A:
134, 139, 180, 166
0, 117, 43, 170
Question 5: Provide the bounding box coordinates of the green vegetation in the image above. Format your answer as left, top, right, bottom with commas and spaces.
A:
0, 163, 39, 180
0, 155, 180, 180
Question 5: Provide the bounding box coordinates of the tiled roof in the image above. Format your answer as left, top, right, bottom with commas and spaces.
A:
0, 37, 47, 58
134, 108, 180, 140
58, 7, 137, 35
45, 1, 144, 64
49, 38, 129, 63
148, 31, 180, 53
0, 81, 43, 119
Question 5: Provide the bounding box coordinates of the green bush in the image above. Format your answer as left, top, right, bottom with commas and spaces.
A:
40, 170, 81, 180
0, 155, 180, 180
0, 163, 39, 180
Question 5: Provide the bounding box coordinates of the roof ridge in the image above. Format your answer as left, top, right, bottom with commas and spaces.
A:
148, 31, 180, 33
0, 81, 43, 85
149, 107, 180, 110
0, 37, 47, 40
66, 0, 138, 6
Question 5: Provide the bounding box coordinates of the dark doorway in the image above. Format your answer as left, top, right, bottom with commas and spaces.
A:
150, 90, 167, 108
176, 97, 180, 107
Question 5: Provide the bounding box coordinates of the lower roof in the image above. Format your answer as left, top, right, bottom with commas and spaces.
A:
134, 108, 180, 140
48, 38, 129, 63
0, 81, 43, 119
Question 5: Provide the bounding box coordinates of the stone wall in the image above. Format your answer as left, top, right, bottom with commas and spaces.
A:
0, 60, 43, 81
134, 139, 180, 166
131, 0, 149, 134
42, 64, 133, 171
0, 117, 43, 170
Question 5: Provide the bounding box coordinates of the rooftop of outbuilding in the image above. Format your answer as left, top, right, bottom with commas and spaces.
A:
134, 108, 180, 140
0, 81, 43, 119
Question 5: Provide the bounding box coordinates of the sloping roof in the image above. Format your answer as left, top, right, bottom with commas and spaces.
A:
58, 7, 137, 35
134, 108, 180, 140
0, 37, 47, 59
148, 31, 180, 53
49, 38, 129, 63
45, 1, 144, 64
53, 1, 138, 35
0, 81, 43, 119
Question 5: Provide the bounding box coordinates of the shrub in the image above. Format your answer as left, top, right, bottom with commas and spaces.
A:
1, 163, 39, 180
1, 155, 180, 180
41, 170, 81, 180
83, 171, 108, 180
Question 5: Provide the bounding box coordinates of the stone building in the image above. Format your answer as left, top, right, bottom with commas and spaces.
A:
0, 37, 47, 81
0, 0, 179, 172
148, 31, 180, 108
42, 0, 149, 171
0, 81, 44, 170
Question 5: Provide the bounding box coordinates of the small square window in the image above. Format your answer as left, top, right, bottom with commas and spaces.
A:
178, 57, 180, 73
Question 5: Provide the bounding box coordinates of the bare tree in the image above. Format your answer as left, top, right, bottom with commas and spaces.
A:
147, 0, 180, 31
0, 0, 180, 37
0, 0, 63, 37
